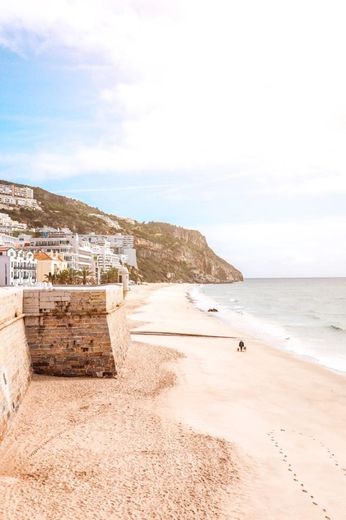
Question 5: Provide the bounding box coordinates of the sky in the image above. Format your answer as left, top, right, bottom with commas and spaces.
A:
0, 0, 346, 278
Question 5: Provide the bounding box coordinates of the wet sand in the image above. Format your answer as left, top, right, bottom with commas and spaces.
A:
131, 284, 346, 520
1, 282, 346, 519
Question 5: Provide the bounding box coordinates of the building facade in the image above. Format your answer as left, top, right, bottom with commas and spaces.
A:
0, 183, 40, 210
0, 212, 27, 233
34, 252, 67, 282
80, 233, 137, 268
0, 248, 37, 286
25, 233, 94, 272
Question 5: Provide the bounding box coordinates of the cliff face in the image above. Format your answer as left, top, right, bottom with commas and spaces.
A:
132, 222, 243, 283
0, 180, 243, 284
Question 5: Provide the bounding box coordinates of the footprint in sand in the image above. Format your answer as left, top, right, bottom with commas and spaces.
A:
268, 428, 346, 518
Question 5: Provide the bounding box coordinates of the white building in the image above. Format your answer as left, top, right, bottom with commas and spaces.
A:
36, 226, 72, 236
0, 212, 27, 233
80, 233, 137, 268
0, 248, 37, 286
26, 233, 94, 272
0, 234, 19, 246
92, 243, 127, 272
0, 183, 40, 209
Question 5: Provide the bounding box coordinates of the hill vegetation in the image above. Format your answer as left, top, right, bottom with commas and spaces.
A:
0, 180, 243, 283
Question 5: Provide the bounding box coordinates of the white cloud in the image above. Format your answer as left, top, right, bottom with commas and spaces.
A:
0, 0, 346, 194
202, 217, 346, 278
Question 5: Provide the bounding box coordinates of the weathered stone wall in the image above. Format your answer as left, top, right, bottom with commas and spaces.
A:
0, 288, 31, 442
23, 286, 129, 378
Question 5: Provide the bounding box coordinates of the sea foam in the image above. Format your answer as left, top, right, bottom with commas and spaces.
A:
188, 279, 346, 376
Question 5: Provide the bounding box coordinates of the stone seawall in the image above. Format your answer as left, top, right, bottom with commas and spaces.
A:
24, 286, 130, 378
0, 288, 31, 442
0, 284, 129, 441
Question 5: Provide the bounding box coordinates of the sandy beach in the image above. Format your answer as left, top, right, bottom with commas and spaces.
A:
131, 284, 346, 519
1, 283, 346, 519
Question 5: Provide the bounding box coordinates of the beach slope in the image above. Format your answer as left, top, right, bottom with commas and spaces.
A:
130, 283, 346, 520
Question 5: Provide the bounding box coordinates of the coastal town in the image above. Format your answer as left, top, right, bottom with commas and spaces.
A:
1, 3, 345, 518
0, 183, 137, 287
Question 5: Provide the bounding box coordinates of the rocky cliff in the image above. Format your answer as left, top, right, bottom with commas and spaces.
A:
0, 180, 243, 283
132, 222, 243, 283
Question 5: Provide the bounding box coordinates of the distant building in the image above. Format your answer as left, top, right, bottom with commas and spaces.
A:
80, 233, 137, 268
36, 226, 72, 236
122, 247, 137, 268
92, 243, 126, 272
0, 183, 40, 210
34, 252, 67, 282
0, 212, 27, 233
0, 248, 37, 286
0, 233, 20, 247
26, 233, 94, 272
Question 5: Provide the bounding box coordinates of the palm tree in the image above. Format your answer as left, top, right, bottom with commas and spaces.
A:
100, 267, 119, 284
78, 267, 93, 285
44, 272, 59, 284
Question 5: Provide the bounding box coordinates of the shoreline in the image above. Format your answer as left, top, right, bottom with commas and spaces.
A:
1, 282, 345, 519
189, 282, 346, 379
130, 283, 346, 519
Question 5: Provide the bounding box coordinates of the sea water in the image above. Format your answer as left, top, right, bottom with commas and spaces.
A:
189, 278, 346, 374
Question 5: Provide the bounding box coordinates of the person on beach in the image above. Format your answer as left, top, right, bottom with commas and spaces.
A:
238, 340, 245, 352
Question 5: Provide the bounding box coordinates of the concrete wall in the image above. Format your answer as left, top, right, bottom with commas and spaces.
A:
23, 285, 129, 378
0, 288, 31, 442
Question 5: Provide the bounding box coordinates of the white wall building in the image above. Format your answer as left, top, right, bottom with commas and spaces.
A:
92, 243, 127, 272
0, 212, 27, 233
0, 183, 40, 209
0, 248, 37, 287
80, 233, 137, 268
26, 233, 94, 272
0, 234, 18, 246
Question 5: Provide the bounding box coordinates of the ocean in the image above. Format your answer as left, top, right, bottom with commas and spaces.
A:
189, 278, 346, 374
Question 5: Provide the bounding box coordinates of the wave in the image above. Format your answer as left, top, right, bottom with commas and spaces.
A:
187, 285, 220, 312
193, 281, 346, 377
188, 285, 291, 346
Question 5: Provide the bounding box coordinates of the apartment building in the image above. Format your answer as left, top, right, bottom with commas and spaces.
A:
0, 248, 37, 286
80, 233, 137, 267
0, 212, 27, 233
0, 183, 40, 209
26, 233, 94, 272
0, 234, 18, 247
92, 243, 127, 272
